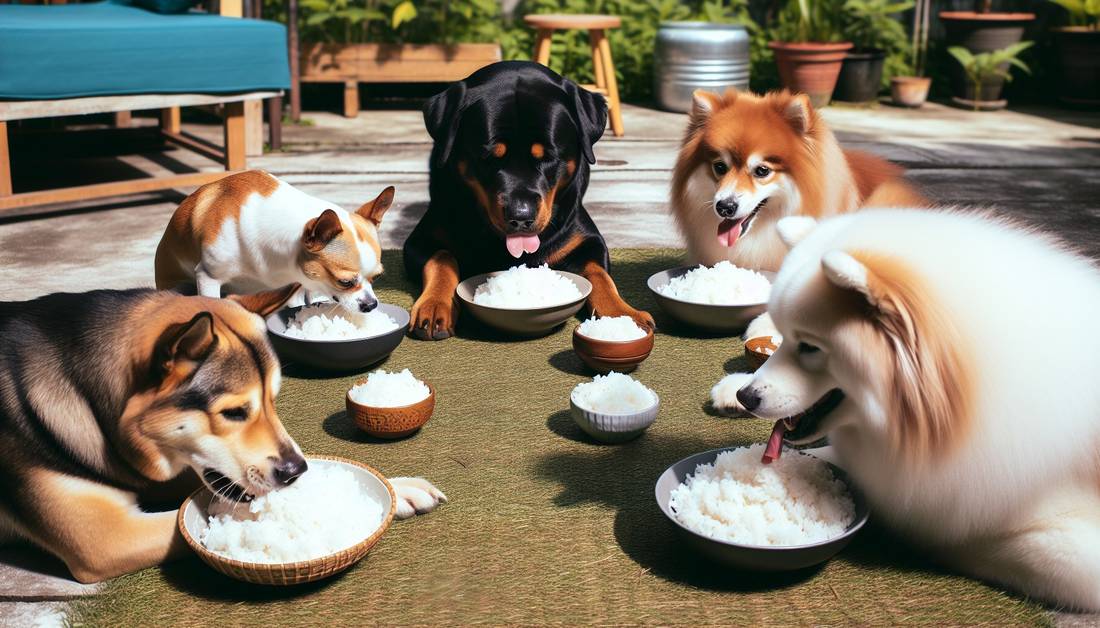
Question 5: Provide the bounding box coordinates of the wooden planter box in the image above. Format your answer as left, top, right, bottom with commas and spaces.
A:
300, 42, 502, 117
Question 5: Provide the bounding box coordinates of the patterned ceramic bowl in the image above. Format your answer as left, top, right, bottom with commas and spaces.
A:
346, 382, 435, 439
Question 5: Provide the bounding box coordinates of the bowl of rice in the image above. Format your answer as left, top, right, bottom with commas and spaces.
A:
572, 316, 654, 374
266, 302, 409, 371
569, 372, 660, 443
745, 335, 782, 369
655, 445, 869, 571
346, 368, 435, 439
456, 265, 592, 336
178, 456, 396, 585
647, 262, 775, 334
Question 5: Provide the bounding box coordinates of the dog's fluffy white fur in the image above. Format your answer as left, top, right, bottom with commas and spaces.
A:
713, 208, 1100, 610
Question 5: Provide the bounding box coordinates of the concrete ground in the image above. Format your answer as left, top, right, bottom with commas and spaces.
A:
0, 100, 1098, 626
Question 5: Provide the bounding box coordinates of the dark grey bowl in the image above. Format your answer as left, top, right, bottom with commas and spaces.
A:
266, 303, 409, 372
456, 271, 592, 337
655, 447, 869, 571
647, 267, 774, 335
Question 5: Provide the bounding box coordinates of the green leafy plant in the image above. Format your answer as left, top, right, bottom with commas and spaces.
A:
1048, 0, 1100, 28
295, 0, 505, 45
840, 0, 913, 87
947, 41, 1033, 109
771, 0, 847, 43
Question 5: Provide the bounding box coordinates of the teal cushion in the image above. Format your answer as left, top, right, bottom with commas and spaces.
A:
0, 2, 290, 100
131, 0, 202, 14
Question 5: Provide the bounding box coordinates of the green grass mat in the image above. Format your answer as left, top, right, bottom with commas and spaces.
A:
73, 249, 1045, 626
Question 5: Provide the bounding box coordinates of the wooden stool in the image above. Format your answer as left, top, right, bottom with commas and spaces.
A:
524, 13, 624, 137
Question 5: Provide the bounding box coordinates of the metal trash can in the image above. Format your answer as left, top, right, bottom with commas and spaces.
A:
654, 22, 751, 113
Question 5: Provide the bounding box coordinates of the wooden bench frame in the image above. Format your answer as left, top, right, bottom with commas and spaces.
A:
0, 91, 278, 216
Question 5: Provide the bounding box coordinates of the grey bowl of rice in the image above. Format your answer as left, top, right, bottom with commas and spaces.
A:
647, 263, 775, 334
655, 446, 869, 571
456, 265, 592, 337
569, 372, 659, 443
266, 302, 409, 372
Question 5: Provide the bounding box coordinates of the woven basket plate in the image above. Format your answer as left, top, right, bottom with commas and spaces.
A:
178, 456, 397, 585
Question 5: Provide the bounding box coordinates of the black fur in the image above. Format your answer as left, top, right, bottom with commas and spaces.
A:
404, 61, 613, 281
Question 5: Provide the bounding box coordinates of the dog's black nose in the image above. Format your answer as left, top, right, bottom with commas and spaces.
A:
274, 454, 307, 485
358, 296, 378, 312
715, 197, 738, 218
505, 203, 536, 233
736, 386, 761, 411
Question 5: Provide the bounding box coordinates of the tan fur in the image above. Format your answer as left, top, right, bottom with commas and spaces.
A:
492, 142, 507, 158
581, 260, 656, 330
547, 232, 586, 266
154, 171, 279, 289
531, 143, 545, 159
850, 250, 975, 459
409, 251, 460, 338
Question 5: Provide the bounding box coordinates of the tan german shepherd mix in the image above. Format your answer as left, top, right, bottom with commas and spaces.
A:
0, 285, 314, 582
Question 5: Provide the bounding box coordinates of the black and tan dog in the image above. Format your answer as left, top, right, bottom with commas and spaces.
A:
404, 61, 653, 339
0, 285, 307, 582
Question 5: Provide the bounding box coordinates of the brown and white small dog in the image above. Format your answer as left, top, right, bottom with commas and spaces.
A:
0, 286, 445, 583
670, 89, 925, 274
156, 170, 394, 314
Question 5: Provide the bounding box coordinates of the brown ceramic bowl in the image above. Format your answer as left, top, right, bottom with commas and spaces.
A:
572, 326, 654, 374
745, 336, 780, 370
346, 382, 435, 439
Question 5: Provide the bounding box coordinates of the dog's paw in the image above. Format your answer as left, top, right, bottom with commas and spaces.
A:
592, 303, 656, 332
744, 312, 779, 342
390, 477, 448, 519
409, 296, 456, 341
710, 372, 754, 414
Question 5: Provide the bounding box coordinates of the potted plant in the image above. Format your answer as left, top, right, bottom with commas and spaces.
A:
768, 0, 853, 107
947, 41, 1033, 110
939, 0, 1034, 103
297, 0, 503, 117
834, 0, 914, 103
1048, 0, 1100, 105
890, 0, 931, 106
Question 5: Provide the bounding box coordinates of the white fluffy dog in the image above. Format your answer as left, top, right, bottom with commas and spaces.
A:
712, 208, 1100, 610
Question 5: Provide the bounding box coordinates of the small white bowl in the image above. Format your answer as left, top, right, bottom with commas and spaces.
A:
568, 392, 660, 443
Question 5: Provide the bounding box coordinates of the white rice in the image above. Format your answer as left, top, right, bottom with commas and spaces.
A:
349, 368, 430, 407
200, 464, 383, 563
669, 444, 855, 547
657, 261, 771, 305
282, 303, 398, 340
577, 315, 647, 341
571, 372, 657, 414
473, 264, 583, 308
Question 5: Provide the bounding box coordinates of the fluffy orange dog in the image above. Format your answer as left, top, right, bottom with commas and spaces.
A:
670, 89, 925, 273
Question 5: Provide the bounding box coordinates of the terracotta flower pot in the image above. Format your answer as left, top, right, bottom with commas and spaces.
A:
939, 12, 1035, 103
768, 41, 854, 108
890, 76, 931, 107
1052, 27, 1100, 106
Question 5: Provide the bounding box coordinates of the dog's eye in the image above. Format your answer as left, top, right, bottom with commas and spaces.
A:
712, 161, 729, 176
221, 406, 250, 421
337, 278, 357, 289
797, 342, 821, 354
753, 165, 772, 178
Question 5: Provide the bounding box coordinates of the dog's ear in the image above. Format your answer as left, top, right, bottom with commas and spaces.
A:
777, 216, 818, 250
356, 186, 395, 225
781, 93, 814, 135
303, 209, 343, 251
821, 249, 972, 458
158, 312, 218, 371
423, 81, 467, 165
229, 283, 301, 318
690, 90, 723, 124
565, 81, 607, 164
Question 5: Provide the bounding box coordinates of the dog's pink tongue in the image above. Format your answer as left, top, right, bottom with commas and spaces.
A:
506, 234, 540, 258
762, 420, 786, 464
717, 219, 742, 248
